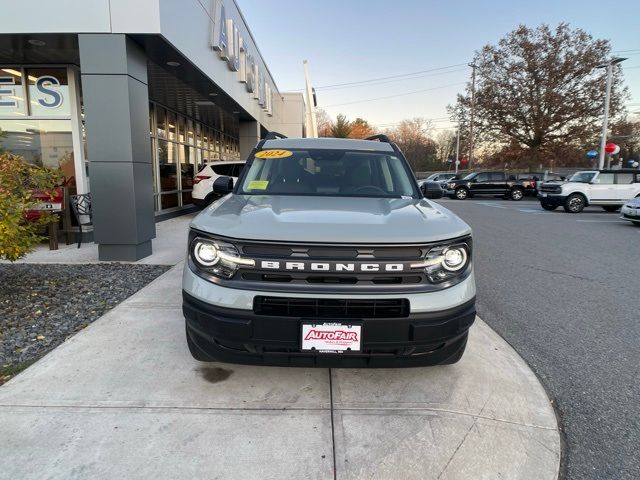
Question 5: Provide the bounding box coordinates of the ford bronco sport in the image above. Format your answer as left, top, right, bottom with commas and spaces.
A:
182, 133, 476, 367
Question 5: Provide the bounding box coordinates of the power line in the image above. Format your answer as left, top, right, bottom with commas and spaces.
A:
322, 82, 465, 108
290, 62, 469, 92
316, 67, 468, 92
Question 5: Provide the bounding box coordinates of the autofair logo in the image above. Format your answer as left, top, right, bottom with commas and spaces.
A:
304, 330, 359, 341
260, 261, 404, 272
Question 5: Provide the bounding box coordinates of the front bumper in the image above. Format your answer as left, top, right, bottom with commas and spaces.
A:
182, 266, 476, 367
621, 205, 640, 223
537, 192, 566, 206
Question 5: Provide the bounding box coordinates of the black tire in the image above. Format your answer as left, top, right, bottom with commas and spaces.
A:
510, 188, 524, 201
602, 205, 620, 212
186, 324, 209, 362
563, 193, 586, 213
440, 334, 468, 365
454, 187, 469, 200
541, 203, 557, 211
632, 221, 640, 227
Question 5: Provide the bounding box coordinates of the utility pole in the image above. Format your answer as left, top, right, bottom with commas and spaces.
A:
455, 127, 461, 175
468, 63, 477, 170
303, 60, 318, 138
597, 57, 626, 170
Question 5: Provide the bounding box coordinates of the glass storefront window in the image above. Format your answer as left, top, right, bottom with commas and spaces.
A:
186, 119, 194, 145
157, 139, 178, 192
160, 193, 179, 210
156, 107, 166, 139
0, 119, 73, 173
148, 101, 239, 211
26, 68, 70, 117
0, 68, 25, 117
167, 110, 176, 141
177, 116, 185, 143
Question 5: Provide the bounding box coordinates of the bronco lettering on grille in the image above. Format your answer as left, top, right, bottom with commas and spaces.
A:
260, 261, 404, 272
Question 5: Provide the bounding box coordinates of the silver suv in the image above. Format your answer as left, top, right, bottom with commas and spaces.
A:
182, 134, 476, 367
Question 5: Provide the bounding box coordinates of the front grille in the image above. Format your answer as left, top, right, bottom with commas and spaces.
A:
239, 242, 424, 259
253, 296, 410, 318
540, 184, 562, 193
241, 272, 423, 285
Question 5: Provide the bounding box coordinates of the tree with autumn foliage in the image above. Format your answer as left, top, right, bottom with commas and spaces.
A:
449, 23, 628, 168
348, 118, 374, 139
315, 108, 333, 137
609, 118, 640, 163
385, 118, 438, 171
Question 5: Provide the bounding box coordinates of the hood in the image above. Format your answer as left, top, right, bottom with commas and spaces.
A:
625, 196, 640, 207
190, 195, 471, 243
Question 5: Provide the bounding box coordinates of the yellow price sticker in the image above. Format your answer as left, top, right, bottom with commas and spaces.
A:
247, 180, 269, 190
255, 149, 293, 159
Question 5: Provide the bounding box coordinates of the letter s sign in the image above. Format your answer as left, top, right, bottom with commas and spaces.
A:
36, 76, 63, 108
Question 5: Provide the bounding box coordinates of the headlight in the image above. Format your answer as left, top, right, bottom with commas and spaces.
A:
442, 246, 467, 272
194, 242, 219, 266
190, 237, 254, 279
411, 242, 471, 283
447, 182, 456, 189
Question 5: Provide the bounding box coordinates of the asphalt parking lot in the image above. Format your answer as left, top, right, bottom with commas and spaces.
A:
436, 196, 640, 480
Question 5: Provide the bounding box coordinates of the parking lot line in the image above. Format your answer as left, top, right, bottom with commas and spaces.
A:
575, 220, 627, 223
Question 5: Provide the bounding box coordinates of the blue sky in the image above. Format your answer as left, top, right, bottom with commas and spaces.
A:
238, 0, 640, 129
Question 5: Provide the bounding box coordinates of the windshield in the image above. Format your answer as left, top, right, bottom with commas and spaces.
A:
462, 172, 477, 180
238, 148, 418, 198
568, 172, 596, 183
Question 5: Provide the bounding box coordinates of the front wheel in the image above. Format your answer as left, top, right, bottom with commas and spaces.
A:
564, 194, 586, 213
602, 205, 620, 212
510, 188, 524, 201
455, 187, 468, 200
541, 203, 557, 211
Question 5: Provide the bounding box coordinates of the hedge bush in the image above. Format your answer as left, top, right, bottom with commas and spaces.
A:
0, 153, 62, 261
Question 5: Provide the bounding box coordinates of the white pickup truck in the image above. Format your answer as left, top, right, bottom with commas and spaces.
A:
537, 170, 640, 213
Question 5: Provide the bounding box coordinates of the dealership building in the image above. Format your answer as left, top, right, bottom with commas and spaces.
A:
0, 0, 306, 260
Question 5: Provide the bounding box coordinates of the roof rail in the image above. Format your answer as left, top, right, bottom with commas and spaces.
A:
263, 131, 288, 140
365, 134, 392, 143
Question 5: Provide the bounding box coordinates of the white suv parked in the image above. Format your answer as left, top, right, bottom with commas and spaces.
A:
538, 170, 640, 213
192, 161, 245, 206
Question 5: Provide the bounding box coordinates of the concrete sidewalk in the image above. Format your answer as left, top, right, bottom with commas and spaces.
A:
0, 261, 561, 479
5, 214, 195, 265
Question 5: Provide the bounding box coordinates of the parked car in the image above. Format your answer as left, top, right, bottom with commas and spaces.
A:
192, 161, 245, 206
445, 171, 535, 200
620, 196, 640, 225
517, 172, 566, 195
538, 170, 640, 213
183, 133, 476, 367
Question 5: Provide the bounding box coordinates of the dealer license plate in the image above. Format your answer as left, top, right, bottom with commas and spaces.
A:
301, 323, 361, 353
540, 193, 547, 197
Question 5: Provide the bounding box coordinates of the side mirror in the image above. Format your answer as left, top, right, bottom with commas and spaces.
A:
213, 176, 234, 195
421, 182, 444, 199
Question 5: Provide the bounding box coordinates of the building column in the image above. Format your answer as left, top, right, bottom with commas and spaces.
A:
239, 120, 261, 160
79, 34, 155, 261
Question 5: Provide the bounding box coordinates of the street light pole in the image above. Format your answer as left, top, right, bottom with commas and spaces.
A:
303, 60, 318, 138
455, 127, 461, 175
468, 63, 477, 170
597, 57, 626, 170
